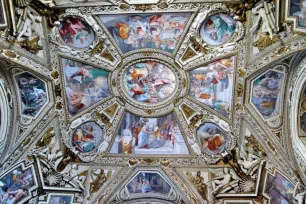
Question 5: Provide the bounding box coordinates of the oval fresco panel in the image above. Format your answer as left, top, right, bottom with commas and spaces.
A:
15, 72, 48, 117
196, 122, 227, 155
72, 121, 103, 153
124, 61, 176, 104
59, 17, 95, 48
200, 13, 236, 46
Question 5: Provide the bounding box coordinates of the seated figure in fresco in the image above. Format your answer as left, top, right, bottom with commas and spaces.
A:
201, 128, 226, 154
141, 178, 152, 193
206, 15, 235, 43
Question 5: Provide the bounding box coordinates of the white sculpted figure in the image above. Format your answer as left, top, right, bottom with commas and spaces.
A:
210, 168, 240, 194
17, 9, 44, 41
37, 0, 55, 7
238, 148, 261, 176
250, 0, 277, 39
293, 182, 306, 204
30, 147, 63, 169
68, 164, 86, 191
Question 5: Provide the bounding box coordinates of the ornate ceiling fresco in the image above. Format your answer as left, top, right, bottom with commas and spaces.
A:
1, 0, 306, 203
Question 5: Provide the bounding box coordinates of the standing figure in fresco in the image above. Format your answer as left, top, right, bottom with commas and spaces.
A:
148, 127, 165, 148
120, 128, 133, 154
132, 121, 142, 146
138, 122, 153, 148
170, 124, 177, 149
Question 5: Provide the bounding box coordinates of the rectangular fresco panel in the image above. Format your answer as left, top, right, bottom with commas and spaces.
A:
0, 0, 7, 27
49, 195, 72, 204
100, 13, 192, 53
61, 58, 110, 117
189, 57, 235, 118
15, 72, 48, 117
110, 112, 189, 155
127, 172, 171, 196
251, 70, 284, 119
264, 172, 294, 204
290, 0, 306, 27
0, 167, 35, 204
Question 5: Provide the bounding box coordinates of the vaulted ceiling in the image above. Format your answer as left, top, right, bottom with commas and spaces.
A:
0, 0, 306, 203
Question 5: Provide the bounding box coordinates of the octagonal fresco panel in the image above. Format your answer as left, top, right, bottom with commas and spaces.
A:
189, 57, 235, 118
0, 164, 37, 204
99, 12, 192, 54
124, 61, 176, 104
59, 17, 95, 49
263, 171, 295, 204
49, 195, 72, 204
127, 172, 171, 196
196, 122, 227, 155
110, 112, 189, 155
72, 121, 104, 153
298, 82, 306, 147
15, 72, 48, 117
289, 0, 306, 28
61, 58, 110, 117
251, 70, 285, 120
200, 13, 236, 46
